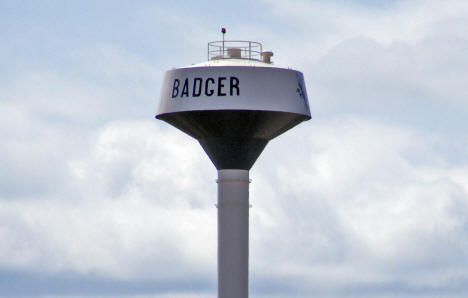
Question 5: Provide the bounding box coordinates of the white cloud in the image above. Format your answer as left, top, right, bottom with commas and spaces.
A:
0, 121, 217, 281
2, 116, 468, 296
250, 116, 468, 294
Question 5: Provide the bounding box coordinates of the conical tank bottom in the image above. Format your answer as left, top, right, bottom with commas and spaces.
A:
156, 110, 310, 170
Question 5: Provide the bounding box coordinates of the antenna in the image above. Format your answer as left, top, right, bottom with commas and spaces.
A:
221, 27, 226, 58
156, 36, 311, 298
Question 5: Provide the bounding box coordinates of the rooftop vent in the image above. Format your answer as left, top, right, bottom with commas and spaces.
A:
228, 48, 242, 58
261, 51, 274, 63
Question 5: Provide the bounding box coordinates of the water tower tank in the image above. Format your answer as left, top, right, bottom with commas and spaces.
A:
156, 39, 310, 298
156, 40, 310, 169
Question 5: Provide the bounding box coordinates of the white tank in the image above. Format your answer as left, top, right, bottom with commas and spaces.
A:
156, 40, 311, 170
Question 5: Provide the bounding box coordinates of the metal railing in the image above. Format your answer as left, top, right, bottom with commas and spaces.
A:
208, 40, 263, 61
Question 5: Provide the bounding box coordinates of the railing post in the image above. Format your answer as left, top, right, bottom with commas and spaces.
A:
222, 37, 225, 58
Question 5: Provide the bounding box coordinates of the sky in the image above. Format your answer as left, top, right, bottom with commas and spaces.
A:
1, 0, 468, 297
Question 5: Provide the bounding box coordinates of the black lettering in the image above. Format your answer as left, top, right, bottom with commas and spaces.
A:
181, 78, 189, 97
172, 79, 180, 98
193, 77, 202, 97
205, 78, 215, 96
230, 77, 239, 96
218, 77, 226, 96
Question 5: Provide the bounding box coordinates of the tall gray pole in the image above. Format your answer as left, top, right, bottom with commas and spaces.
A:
217, 169, 250, 298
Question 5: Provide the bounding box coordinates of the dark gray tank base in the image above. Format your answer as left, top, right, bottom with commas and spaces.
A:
156, 110, 310, 170
199, 137, 268, 170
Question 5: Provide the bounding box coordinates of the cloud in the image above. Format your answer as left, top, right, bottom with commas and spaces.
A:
250, 116, 468, 296
0, 120, 218, 296
2, 117, 468, 297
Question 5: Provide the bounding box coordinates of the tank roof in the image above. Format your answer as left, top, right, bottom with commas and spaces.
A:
186, 58, 276, 68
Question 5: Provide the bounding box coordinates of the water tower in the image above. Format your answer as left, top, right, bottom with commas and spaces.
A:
156, 32, 310, 298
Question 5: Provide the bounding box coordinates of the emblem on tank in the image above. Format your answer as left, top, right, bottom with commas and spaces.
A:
296, 72, 309, 110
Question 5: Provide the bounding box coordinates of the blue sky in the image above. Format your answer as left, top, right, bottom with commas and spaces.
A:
1, 0, 468, 297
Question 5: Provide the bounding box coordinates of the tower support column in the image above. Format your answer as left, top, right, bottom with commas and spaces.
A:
217, 169, 250, 298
